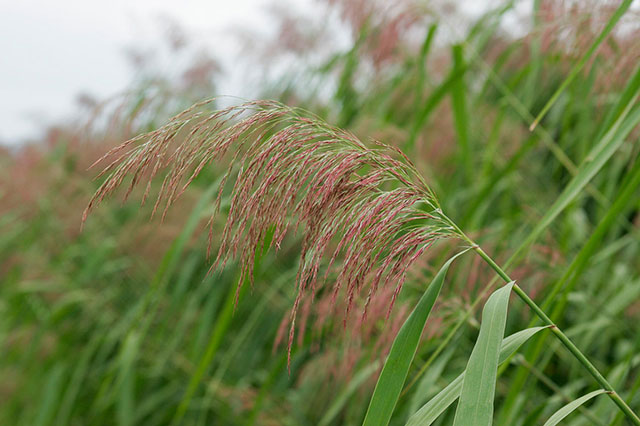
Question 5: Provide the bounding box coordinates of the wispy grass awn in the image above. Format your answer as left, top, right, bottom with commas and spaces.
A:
84, 98, 640, 425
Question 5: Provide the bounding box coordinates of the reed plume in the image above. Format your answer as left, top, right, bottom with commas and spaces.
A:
83, 99, 457, 360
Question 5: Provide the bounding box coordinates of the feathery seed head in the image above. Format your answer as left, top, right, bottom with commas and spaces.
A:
83, 99, 458, 364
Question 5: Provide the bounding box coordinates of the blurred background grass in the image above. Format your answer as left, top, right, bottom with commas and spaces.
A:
1, 1, 640, 425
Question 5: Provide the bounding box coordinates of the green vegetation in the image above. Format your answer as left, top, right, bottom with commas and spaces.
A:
2, 1, 640, 425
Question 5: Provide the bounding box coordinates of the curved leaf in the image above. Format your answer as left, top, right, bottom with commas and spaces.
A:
498, 326, 548, 364
529, 0, 632, 130
543, 389, 607, 426
406, 326, 548, 426
319, 362, 379, 426
453, 281, 514, 426
406, 374, 463, 426
362, 250, 467, 426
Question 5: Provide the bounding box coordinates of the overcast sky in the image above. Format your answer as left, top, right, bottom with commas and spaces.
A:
1, 0, 537, 145
0, 0, 317, 145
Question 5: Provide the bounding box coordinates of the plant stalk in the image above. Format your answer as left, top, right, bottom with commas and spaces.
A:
444, 217, 640, 425
473, 244, 640, 424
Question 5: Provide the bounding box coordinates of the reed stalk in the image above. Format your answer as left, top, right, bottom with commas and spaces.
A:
444, 216, 640, 425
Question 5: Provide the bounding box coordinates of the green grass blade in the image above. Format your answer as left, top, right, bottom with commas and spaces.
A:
406, 64, 468, 150
537, 142, 640, 320
543, 389, 607, 426
33, 364, 66, 426
407, 374, 464, 426
450, 44, 472, 180
529, 0, 632, 130
362, 250, 468, 426
495, 67, 640, 423
117, 332, 140, 426
173, 279, 237, 424
596, 64, 640, 140
246, 352, 288, 426
55, 334, 103, 424
138, 182, 220, 324
407, 346, 456, 416
414, 24, 438, 107
319, 361, 380, 426
512, 100, 640, 263
406, 326, 548, 426
497, 326, 549, 364
174, 228, 274, 424
209, 273, 291, 385
453, 281, 515, 426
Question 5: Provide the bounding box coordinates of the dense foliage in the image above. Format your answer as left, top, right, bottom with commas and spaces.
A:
1, 1, 639, 425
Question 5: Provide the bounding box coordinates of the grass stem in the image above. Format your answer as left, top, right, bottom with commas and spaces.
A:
444, 216, 640, 425
472, 245, 640, 425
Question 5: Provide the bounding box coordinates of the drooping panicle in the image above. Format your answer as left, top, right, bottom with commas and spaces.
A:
84, 99, 457, 363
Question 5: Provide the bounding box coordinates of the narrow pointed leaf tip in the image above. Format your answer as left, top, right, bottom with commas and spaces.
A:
543, 389, 607, 426
453, 281, 515, 426
83, 99, 458, 358
406, 326, 549, 426
363, 249, 468, 426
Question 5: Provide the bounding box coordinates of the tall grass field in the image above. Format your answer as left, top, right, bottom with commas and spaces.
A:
1, 1, 640, 425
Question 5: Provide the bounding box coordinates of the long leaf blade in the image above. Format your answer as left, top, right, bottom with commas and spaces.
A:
319, 362, 380, 426
512, 100, 640, 263
453, 281, 515, 426
362, 250, 467, 426
406, 326, 548, 426
529, 0, 632, 130
543, 389, 607, 426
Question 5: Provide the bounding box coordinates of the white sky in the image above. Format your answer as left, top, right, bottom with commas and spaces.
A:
0, 0, 316, 145
0, 0, 537, 145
